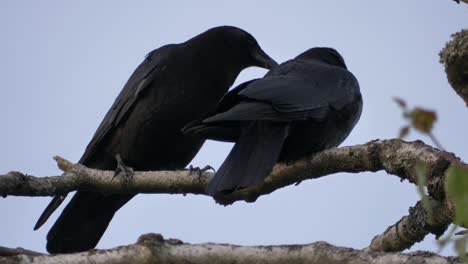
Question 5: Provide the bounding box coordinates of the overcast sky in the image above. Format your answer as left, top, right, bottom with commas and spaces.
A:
1, 0, 467, 256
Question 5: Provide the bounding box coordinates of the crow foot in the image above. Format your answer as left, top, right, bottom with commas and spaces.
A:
188, 165, 215, 182
113, 154, 134, 184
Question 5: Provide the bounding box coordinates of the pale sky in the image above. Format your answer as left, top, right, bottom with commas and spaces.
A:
1, 0, 467, 256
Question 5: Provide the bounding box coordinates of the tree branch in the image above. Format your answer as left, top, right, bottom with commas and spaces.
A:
440, 29, 468, 106
0, 139, 461, 253
0, 156, 209, 198
0, 139, 459, 205
0, 246, 43, 257
369, 198, 454, 252
0, 233, 462, 264
216, 139, 458, 205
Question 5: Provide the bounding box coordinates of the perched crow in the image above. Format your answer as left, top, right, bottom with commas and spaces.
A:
184, 47, 362, 197
35, 26, 277, 254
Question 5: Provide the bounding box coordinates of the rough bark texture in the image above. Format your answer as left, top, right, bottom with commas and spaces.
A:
0, 139, 459, 205
369, 198, 454, 251
0, 156, 208, 198
218, 139, 458, 205
0, 233, 462, 264
440, 29, 468, 106
0, 246, 43, 257
0, 139, 461, 253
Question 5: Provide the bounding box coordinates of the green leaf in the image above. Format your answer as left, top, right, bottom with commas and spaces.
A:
446, 164, 468, 226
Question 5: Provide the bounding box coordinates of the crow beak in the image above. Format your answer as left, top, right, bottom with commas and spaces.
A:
251, 48, 278, 70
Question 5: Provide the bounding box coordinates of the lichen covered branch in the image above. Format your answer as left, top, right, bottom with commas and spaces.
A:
0, 139, 461, 253
0, 233, 462, 264
440, 29, 468, 106
0, 139, 459, 206
369, 198, 454, 252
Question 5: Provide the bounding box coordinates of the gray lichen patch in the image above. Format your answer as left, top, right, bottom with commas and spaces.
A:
440, 29, 468, 106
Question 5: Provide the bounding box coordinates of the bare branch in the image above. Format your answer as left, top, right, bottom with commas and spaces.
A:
0, 139, 461, 253
370, 198, 454, 252
217, 139, 458, 205
0, 156, 209, 197
0, 139, 459, 205
440, 29, 468, 106
0, 233, 462, 264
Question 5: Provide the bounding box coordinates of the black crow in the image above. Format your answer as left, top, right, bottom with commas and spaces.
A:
35, 26, 277, 254
184, 47, 362, 197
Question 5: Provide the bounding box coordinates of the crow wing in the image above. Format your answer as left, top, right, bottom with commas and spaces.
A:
204, 60, 360, 123
79, 45, 174, 164
34, 45, 175, 231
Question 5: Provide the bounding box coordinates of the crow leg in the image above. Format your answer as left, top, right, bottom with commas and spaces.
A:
112, 154, 134, 184
188, 165, 215, 182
